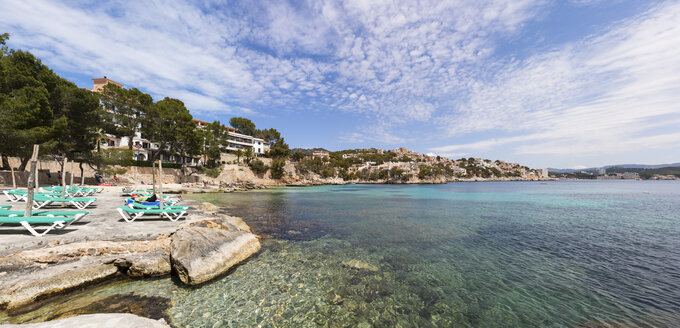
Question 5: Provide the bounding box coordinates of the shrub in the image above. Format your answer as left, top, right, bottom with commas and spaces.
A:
199, 167, 221, 178
270, 159, 286, 179
249, 159, 269, 175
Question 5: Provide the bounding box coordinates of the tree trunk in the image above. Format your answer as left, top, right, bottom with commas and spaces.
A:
70, 160, 75, 186
128, 133, 134, 150
80, 162, 85, 185
19, 157, 30, 171
1, 154, 9, 170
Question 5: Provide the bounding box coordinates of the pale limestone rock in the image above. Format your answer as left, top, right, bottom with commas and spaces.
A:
110, 250, 171, 277
0, 313, 170, 328
0, 261, 119, 310
197, 202, 220, 212
170, 225, 260, 285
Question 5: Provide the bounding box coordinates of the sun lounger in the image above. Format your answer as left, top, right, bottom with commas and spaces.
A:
116, 206, 188, 222
126, 201, 188, 210
0, 209, 88, 224
32, 194, 96, 210
124, 199, 179, 207
4, 189, 63, 202
0, 215, 77, 237
0, 205, 11, 209
42, 186, 97, 197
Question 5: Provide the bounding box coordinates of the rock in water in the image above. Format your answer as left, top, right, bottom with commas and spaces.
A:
170, 226, 260, 285
0, 313, 170, 327
197, 202, 220, 212
341, 260, 379, 272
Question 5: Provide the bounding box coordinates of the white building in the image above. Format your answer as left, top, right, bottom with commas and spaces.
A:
540, 168, 549, 178
193, 119, 269, 155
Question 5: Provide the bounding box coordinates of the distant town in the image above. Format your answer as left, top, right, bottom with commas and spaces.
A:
549, 166, 680, 180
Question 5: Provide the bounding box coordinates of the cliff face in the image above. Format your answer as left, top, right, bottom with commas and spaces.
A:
176, 148, 544, 186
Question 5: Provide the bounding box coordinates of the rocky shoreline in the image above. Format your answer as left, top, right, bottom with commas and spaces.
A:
0, 192, 260, 326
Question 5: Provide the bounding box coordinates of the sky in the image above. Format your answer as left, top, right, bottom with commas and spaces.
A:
1, 0, 679, 169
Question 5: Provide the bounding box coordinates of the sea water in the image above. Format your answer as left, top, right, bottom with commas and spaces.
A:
4, 181, 680, 327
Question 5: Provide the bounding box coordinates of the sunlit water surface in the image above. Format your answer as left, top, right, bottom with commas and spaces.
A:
3, 181, 680, 327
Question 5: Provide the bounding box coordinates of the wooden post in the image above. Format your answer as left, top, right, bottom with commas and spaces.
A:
70, 160, 74, 186
35, 160, 39, 191
152, 161, 156, 194
134, 166, 138, 190
80, 162, 85, 186
24, 145, 39, 217
158, 159, 163, 210
61, 157, 68, 198
10, 165, 16, 189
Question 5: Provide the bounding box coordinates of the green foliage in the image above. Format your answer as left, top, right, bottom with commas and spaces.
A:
270, 158, 286, 179
291, 151, 306, 162
257, 128, 281, 142
243, 147, 254, 163
142, 97, 195, 162
100, 149, 135, 166
200, 167, 221, 178
205, 145, 221, 168
418, 165, 444, 179
229, 117, 256, 136
0, 46, 64, 169
248, 159, 269, 175
51, 82, 101, 161
99, 83, 153, 149
233, 149, 244, 164
269, 138, 290, 159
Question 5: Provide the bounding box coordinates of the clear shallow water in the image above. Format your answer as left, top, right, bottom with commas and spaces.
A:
4, 181, 680, 327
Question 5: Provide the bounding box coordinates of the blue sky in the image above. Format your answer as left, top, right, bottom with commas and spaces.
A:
1, 0, 679, 169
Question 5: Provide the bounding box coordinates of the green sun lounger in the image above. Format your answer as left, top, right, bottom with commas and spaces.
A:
32, 194, 97, 210
0, 215, 77, 237
3, 189, 64, 202
0, 205, 11, 209
42, 186, 97, 197
0, 209, 88, 224
117, 206, 188, 222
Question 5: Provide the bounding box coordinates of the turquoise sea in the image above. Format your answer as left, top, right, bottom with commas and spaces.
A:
5, 181, 680, 327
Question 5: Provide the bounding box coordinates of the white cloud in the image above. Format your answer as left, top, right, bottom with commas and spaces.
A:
433, 1, 680, 159
0, 0, 545, 122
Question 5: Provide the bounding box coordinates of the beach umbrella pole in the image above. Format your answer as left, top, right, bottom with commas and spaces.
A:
24, 145, 39, 217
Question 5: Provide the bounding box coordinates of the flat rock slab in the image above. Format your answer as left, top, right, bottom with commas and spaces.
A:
0, 313, 170, 328
0, 260, 119, 310
170, 224, 260, 285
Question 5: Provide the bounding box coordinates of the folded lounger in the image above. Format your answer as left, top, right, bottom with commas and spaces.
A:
0, 215, 77, 237
32, 194, 97, 210
117, 206, 188, 223
0, 209, 88, 224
